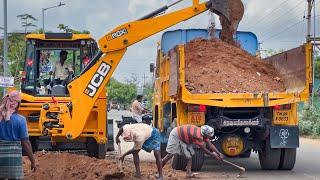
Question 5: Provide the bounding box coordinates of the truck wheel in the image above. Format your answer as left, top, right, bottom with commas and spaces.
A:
259, 140, 281, 170
191, 148, 205, 171
172, 155, 187, 170
239, 149, 251, 158
86, 138, 106, 159
160, 143, 167, 158
279, 148, 296, 170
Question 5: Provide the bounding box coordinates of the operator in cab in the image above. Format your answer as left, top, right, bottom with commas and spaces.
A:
131, 95, 148, 123
51, 50, 73, 85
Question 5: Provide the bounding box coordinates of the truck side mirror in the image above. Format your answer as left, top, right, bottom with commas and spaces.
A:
150, 63, 155, 73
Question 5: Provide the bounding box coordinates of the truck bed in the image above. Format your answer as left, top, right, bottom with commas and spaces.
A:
161, 29, 312, 107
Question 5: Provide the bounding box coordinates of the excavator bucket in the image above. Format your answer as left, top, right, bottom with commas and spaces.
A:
207, 0, 244, 23
207, 0, 244, 44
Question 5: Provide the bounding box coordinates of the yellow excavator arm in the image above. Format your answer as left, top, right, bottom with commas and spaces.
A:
59, 0, 241, 139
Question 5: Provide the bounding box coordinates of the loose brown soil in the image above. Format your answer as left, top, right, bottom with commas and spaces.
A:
184, 38, 285, 94
210, 0, 244, 45
23, 152, 188, 180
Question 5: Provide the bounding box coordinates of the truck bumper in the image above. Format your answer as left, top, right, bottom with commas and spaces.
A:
270, 126, 299, 148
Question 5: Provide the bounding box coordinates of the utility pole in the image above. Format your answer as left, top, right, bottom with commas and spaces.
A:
307, 0, 313, 40
307, 0, 316, 108
3, 0, 9, 96
42, 2, 66, 32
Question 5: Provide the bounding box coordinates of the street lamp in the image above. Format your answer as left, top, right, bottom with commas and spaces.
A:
42, 2, 66, 32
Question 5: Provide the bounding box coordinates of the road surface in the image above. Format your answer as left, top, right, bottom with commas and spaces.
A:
108, 110, 320, 180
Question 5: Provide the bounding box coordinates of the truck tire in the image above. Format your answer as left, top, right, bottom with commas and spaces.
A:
172, 155, 187, 170
259, 139, 281, 170
107, 119, 115, 151
171, 149, 204, 171
279, 148, 296, 170
191, 148, 205, 171
86, 138, 106, 159
239, 149, 251, 158
160, 143, 167, 158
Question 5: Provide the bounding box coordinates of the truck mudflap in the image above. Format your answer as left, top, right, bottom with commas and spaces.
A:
270, 126, 299, 148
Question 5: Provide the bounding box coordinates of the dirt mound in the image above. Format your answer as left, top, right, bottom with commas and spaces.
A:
185, 38, 285, 94
23, 152, 186, 180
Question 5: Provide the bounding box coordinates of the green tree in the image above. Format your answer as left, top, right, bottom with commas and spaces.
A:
315, 57, 320, 79
57, 24, 90, 34
265, 49, 285, 57
107, 77, 137, 106
143, 83, 154, 109
0, 33, 26, 78
17, 14, 37, 33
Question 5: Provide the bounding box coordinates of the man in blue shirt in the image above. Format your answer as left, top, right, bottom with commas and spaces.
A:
0, 91, 36, 179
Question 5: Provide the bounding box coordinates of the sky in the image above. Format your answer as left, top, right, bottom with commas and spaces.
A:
0, 0, 319, 83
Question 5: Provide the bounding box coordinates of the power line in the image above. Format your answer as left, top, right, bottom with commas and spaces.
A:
257, 0, 305, 32
260, 12, 306, 40
262, 15, 320, 42
244, 0, 293, 29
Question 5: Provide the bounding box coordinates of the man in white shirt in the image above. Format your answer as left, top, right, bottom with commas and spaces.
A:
131, 95, 148, 123
51, 50, 73, 84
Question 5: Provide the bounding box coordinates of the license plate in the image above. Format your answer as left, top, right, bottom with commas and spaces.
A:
187, 112, 205, 125
274, 110, 290, 125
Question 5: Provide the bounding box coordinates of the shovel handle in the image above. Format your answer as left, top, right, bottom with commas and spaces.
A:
223, 160, 245, 172
117, 143, 123, 172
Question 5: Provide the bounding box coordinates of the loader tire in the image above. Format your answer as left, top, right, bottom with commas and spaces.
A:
86, 138, 106, 159
29, 136, 39, 153
259, 139, 281, 170
279, 148, 296, 170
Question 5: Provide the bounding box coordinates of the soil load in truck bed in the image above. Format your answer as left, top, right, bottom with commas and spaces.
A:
185, 38, 286, 94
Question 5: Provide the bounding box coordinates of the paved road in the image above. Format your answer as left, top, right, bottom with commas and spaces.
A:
108, 110, 320, 180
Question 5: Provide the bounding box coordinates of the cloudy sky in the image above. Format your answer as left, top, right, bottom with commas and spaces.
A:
0, 0, 319, 83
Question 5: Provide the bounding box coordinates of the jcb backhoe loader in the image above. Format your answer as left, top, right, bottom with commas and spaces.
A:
18, 0, 241, 159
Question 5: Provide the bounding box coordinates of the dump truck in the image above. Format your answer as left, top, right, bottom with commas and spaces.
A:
152, 29, 313, 170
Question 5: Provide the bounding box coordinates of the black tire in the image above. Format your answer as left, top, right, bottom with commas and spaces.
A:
86, 138, 106, 159
107, 119, 115, 151
279, 148, 296, 170
239, 149, 251, 158
29, 136, 39, 153
172, 155, 187, 170
259, 139, 281, 170
191, 148, 205, 171
160, 143, 167, 158
171, 149, 204, 171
